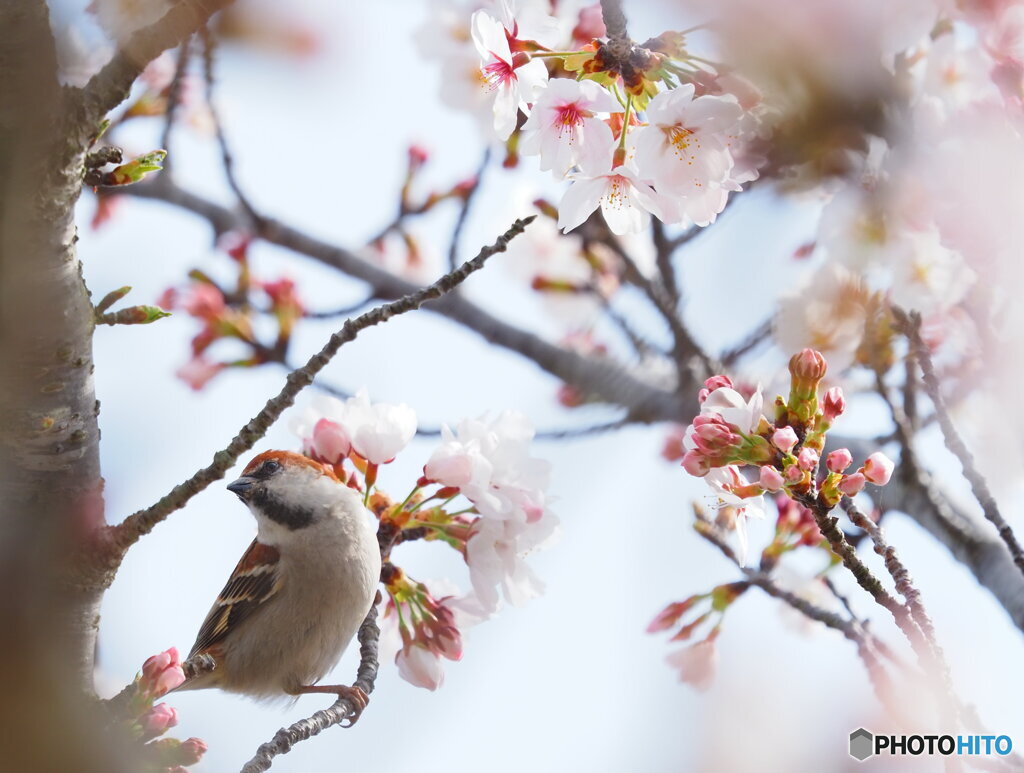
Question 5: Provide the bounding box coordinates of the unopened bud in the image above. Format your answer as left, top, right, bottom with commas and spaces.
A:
826, 448, 853, 473
823, 387, 846, 422
790, 348, 827, 383
797, 447, 819, 471
759, 465, 784, 492
772, 426, 799, 454
861, 452, 894, 485
837, 472, 866, 497
682, 450, 711, 477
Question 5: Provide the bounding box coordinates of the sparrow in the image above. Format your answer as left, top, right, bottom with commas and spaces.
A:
176, 450, 382, 720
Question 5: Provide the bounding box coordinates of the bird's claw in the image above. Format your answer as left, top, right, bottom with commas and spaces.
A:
337, 685, 369, 727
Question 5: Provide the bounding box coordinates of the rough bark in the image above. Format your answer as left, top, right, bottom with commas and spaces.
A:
0, 3, 122, 770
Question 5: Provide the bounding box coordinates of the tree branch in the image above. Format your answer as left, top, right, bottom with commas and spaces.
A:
121, 180, 692, 423
79, 0, 236, 125
900, 309, 1024, 579
693, 517, 895, 708
239, 601, 380, 773
104, 216, 536, 564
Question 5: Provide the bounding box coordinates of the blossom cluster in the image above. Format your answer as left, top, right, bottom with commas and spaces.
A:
676, 349, 893, 564
418, 0, 766, 235
110, 647, 207, 773
157, 233, 305, 390
291, 390, 557, 689
654, 349, 896, 688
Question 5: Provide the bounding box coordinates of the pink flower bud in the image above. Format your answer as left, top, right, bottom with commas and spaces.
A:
826, 448, 853, 473
861, 452, 894, 485
784, 464, 803, 483
179, 738, 208, 766
703, 375, 734, 392
789, 348, 828, 383
682, 450, 711, 477
797, 447, 819, 471
311, 418, 351, 464
759, 465, 784, 492
140, 648, 185, 698
697, 387, 710, 404
823, 387, 846, 422
772, 426, 799, 454
408, 144, 430, 168
140, 703, 178, 736
838, 472, 866, 497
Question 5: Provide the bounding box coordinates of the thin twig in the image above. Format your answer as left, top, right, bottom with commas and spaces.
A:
416, 416, 631, 440
159, 37, 193, 171
448, 149, 490, 270
900, 308, 1024, 579
722, 318, 772, 367
199, 24, 263, 227
587, 220, 713, 379
106, 217, 535, 559
843, 498, 963, 731
651, 219, 679, 306
304, 296, 377, 319
239, 601, 380, 773
121, 178, 692, 424
694, 518, 895, 707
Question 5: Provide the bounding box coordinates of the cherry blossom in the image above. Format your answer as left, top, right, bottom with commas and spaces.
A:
704, 466, 766, 564
470, 9, 549, 140
423, 411, 551, 522
774, 263, 871, 374
665, 638, 718, 691
291, 390, 416, 465
557, 163, 669, 235
465, 515, 558, 612
520, 79, 620, 176
633, 84, 743, 226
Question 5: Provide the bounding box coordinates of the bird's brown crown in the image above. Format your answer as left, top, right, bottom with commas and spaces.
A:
242, 450, 340, 481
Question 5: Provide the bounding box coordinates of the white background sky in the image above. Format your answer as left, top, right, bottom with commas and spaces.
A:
58, 0, 1024, 770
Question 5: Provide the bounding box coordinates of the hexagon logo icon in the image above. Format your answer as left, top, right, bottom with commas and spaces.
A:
850, 728, 874, 761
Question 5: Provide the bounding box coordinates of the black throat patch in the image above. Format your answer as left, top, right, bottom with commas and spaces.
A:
250, 489, 315, 530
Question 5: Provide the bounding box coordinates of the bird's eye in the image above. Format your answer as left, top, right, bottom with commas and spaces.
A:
262, 460, 281, 475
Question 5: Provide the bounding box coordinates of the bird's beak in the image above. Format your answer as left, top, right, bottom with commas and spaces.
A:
227, 476, 256, 499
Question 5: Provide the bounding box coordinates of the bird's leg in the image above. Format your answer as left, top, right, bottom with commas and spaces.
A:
290, 683, 369, 726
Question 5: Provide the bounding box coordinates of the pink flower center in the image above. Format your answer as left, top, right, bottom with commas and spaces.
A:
553, 101, 588, 139
482, 56, 515, 90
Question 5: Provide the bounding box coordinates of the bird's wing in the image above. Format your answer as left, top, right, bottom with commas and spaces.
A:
188, 539, 282, 659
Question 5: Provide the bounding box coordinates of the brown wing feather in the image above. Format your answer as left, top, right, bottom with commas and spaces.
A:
188, 539, 281, 659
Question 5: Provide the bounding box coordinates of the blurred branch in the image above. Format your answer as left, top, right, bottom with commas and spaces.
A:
240, 601, 380, 773
795, 492, 929, 652
899, 308, 1024, 580
303, 295, 377, 319
121, 179, 693, 423
417, 416, 631, 439
694, 517, 895, 708
159, 37, 193, 171
448, 149, 490, 270
722, 318, 772, 366
104, 216, 535, 563
200, 24, 263, 226
79, 0, 237, 124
